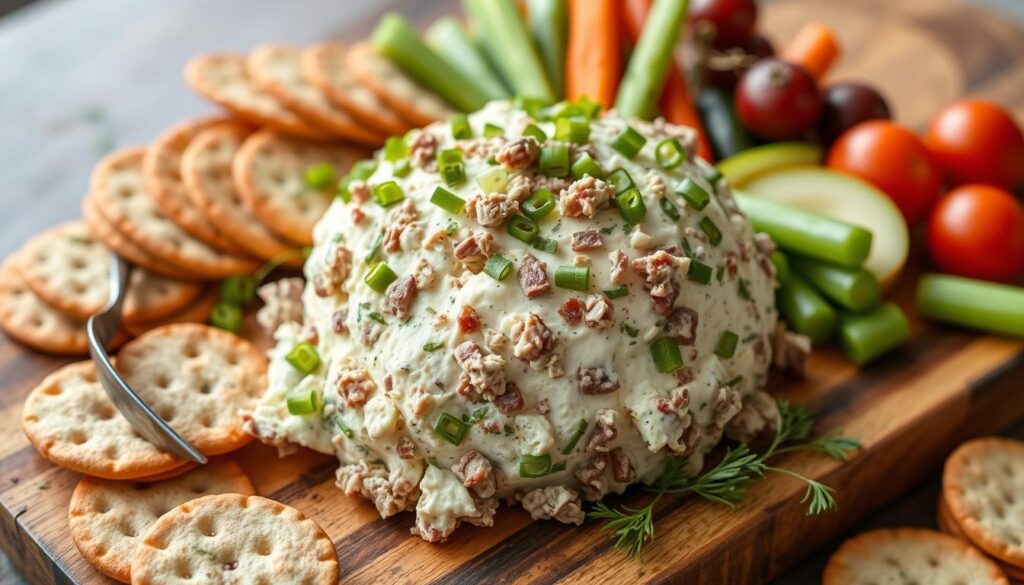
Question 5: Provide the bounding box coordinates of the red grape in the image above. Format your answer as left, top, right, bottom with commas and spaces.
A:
735, 58, 822, 140
819, 83, 892, 146
703, 33, 775, 91
690, 0, 758, 49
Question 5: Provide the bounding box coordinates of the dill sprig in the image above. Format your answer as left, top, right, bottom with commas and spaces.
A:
588, 398, 861, 560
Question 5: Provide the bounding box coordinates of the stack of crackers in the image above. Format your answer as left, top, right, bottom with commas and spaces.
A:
823, 437, 1024, 585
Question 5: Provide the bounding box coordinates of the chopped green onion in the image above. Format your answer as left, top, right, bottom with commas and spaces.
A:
285, 342, 321, 375
445, 222, 459, 236
570, 153, 606, 180
603, 285, 629, 299
677, 178, 710, 210
523, 123, 548, 143
483, 123, 504, 138
738, 278, 751, 300
607, 168, 635, 194
655, 138, 686, 169
368, 311, 387, 325
483, 255, 514, 281
681, 237, 693, 258
573, 96, 601, 118
539, 144, 570, 176
430, 186, 466, 215
434, 412, 470, 445
440, 162, 466, 186
716, 265, 726, 284
383, 136, 408, 162
611, 126, 646, 159
507, 215, 539, 243
437, 147, 464, 167
513, 95, 549, 117
219, 275, 256, 304
476, 165, 509, 192
532, 237, 558, 254
423, 341, 445, 352
373, 181, 404, 207
659, 197, 680, 220
522, 189, 556, 221
621, 322, 639, 337
286, 388, 322, 416
714, 330, 739, 358
519, 454, 553, 478
554, 265, 590, 291
364, 262, 398, 293
304, 163, 336, 189
704, 166, 724, 188
687, 260, 713, 285
555, 117, 590, 144
464, 407, 489, 424
364, 230, 383, 265
334, 416, 354, 438
450, 113, 472, 139
699, 217, 722, 245
614, 188, 647, 224
209, 302, 242, 333
392, 159, 411, 178
337, 160, 377, 202
650, 336, 683, 373
561, 419, 588, 454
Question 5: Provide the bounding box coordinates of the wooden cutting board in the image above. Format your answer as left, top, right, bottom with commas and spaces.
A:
1, 0, 1023, 583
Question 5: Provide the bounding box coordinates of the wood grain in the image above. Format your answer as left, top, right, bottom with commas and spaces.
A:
0, 0, 1022, 584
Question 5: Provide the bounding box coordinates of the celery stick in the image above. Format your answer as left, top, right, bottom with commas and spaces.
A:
425, 17, 509, 102
771, 251, 790, 285
735, 193, 873, 268
614, 0, 689, 119
791, 255, 880, 311
527, 0, 567, 99
372, 13, 488, 112
461, 0, 554, 102
839, 302, 910, 366
776, 273, 839, 344
917, 274, 1024, 338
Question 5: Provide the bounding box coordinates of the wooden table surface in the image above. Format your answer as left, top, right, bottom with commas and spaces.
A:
1, 0, 1023, 583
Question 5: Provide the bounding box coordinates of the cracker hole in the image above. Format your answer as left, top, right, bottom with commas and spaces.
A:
199, 412, 213, 427
190, 482, 211, 495
72, 283, 88, 295
157, 406, 176, 421
104, 445, 119, 460
93, 545, 107, 557
199, 381, 213, 395
93, 500, 110, 514
42, 385, 62, 396
195, 515, 216, 537
926, 556, 939, 568
69, 430, 88, 445
254, 539, 272, 556
183, 343, 201, 359
155, 374, 171, 389
118, 187, 132, 199
70, 257, 88, 270
95, 404, 116, 420
119, 520, 137, 538
173, 557, 192, 579
30, 316, 44, 328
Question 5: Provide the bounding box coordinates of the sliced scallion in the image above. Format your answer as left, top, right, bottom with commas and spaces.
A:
519, 454, 553, 478
364, 262, 398, 293
383, 136, 408, 162
659, 197, 680, 220
430, 186, 466, 215
650, 336, 683, 373
434, 412, 470, 445
285, 342, 320, 375
539, 144, 570, 176
440, 162, 466, 187
522, 189, 556, 221
337, 159, 376, 202
614, 188, 647, 224
532, 237, 558, 254
483, 123, 504, 138
676, 178, 710, 210
476, 165, 509, 193
450, 113, 472, 139
560, 419, 588, 454
483, 255, 513, 281
699, 216, 722, 245
373, 181, 404, 207
603, 285, 629, 299
209, 302, 242, 333
570, 153, 606, 180
687, 260, 713, 285
555, 116, 590, 144
714, 330, 739, 358
334, 416, 354, 438
364, 230, 383, 265
392, 158, 411, 178
523, 123, 548, 143
607, 168, 635, 194
286, 388, 321, 415
655, 138, 685, 169
611, 126, 646, 159
304, 163, 335, 189
437, 147, 464, 167
507, 215, 539, 243
554, 265, 590, 291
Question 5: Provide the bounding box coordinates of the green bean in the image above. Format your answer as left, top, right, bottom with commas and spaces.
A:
839, 302, 910, 366
372, 13, 489, 112
613, 0, 688, 119
917, 273, 1024, 338
790, 255, 880, 311
776, 273, 839, 344
526, 0, 567, 100
462, 0, 554, 102
734, 193, 873, 268
425, 17, 510, 102
771, 251, 790, 285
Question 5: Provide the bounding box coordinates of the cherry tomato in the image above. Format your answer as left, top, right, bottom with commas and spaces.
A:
818, 83, 892, 146
735, 58, 822, 140
690, 0, 757, 49
703, 34, 775, 91
827, 121, 943, 224
928, 185, 1024, 282
924, 99, 1024, 190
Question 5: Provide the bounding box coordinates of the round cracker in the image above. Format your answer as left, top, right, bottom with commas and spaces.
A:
233, 130, 363, 246
939, 493, 1024, 582
21, 361, 184, 479
300, 43, 411, 137
123, 287, 219, 337
247, 44, 384, 146
16, 221, 203, 323
69, 459, 254, 583
115, 324, 266, 456
89, 148, 259, 280
130, 493, 338, 585
81, 197, 196, 281
180, 122, 300, 263
0, 259, 98, 355
823, 528, 1008, 585
346, 42, 453, 127
184, 54, 332, 142
944, 437, 1024, 568
143, 117, 248, 254
134, 461, 200, 483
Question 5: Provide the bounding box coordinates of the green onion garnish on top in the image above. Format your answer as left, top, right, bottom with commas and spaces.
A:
373, 181, 404, 207
437, 147, 464, 167
368, 311, 387, 325
209, 302, 242, 333
507, 215, 539, 244
523, 123, 548, 143
303, 163, 336, 189
603, 285, 629, 299
687, 260, 713, 285
422, 341, 445, 352
219, 275, 256, 305
364, 230, 383, 265
430, 186, 466, 215
522, 189, 556, 221
393, 159, 412, 178
483, 123, 504, 138
611, 126, 647, 159
655, 138, 686, 169
554, 265, 590, 291
383, 136, 408, 162
335, 416, 354, 438
716, 264, 726, 284
445, 222, 458, 236
540, 144, 570, 177
532, 237, 558, 254
607, 168, 635, 194
450, 113, 472, 139
440, 162, 466, 187
714, 330, 739, 358
285, 342, 321, 375
555, 116, 590, 144
483, 255, 514, 281
570, 153, 606, 180
621, 322, 639, 337
286, 388, 322, 416
364, 261, 398, 293
337, 159, 376, 202
659, 197, 680, 221
434, 412, 470, 445
615, 188, 647, 224
704, 166, 723, 188
677, 178, 710, 210
699, 217, 722, 245
519, 454, 553, 478
561, 419, 588, 454
476, 165, 509, 193
650, 336, 683, 373
738, 278, 751, 300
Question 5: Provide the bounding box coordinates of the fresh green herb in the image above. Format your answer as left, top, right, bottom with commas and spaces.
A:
507, 215, 539, 244
286, 388, 321, 415
373, 181, 404, 207
571, 153, 606, 180
368, 311, 387, 325
532, 236, 558, 254
519, 454, 554, 478
483, 255, 514, 281
365, 230, 384, 265
554, 265, 590, 291
611, 126, 647, 159
655, 138, 685, 169
285, 342, 320, 375
687, 260, 713, 285
561, 419, 588, 454
523, 123, 548, 143
464, 407, 489, 425
450, 113, 472, 139
680, 237, 693, 258
384, 136, 408, 162
445, 222, 459, 236
423, 341, 445, 352
522, 189, 556, 221
483, 123, 504, 138
337, 159, 376, 202
364, 262, 398, 293
603, 285, 629, 299
714, 330, 739, 358
434, 412, 470, 445
650, 336, 683, 373
304, 163, 336, 189
621, 322, 639, 337
607, 168, 635, 194
725, 374, 744, 387
659, 197, 680, 221
335, 416, 354, 438
716, 265, 726, 284
738, 278, 751, 300
430, 186, 466, 215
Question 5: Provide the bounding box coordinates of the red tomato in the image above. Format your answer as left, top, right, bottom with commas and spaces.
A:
928, 185, 1024, 282
735, 58, 822, 140
827, 121, 943, 224
924, 99, 1024, 190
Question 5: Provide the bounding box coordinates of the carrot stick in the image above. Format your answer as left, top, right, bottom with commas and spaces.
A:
783, 22, 840, 81
622, 0, 715, 161
566, 0, 622, 109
